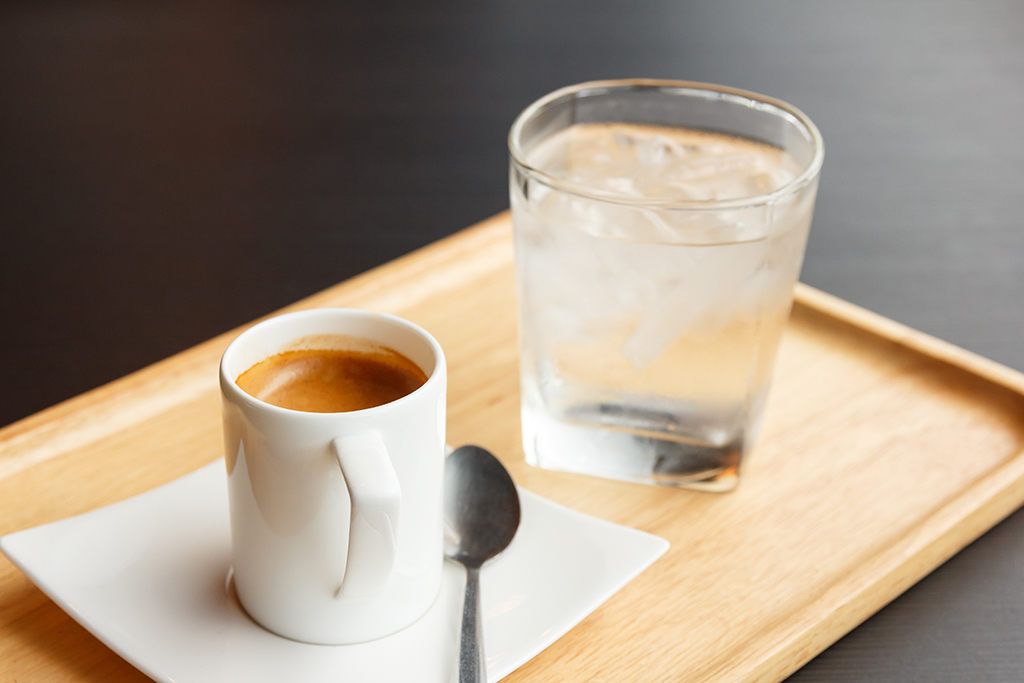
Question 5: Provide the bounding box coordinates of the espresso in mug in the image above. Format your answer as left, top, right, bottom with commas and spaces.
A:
235, 335, 428, 413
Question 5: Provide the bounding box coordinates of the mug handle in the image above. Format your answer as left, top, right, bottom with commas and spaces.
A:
330, 433, 401, 599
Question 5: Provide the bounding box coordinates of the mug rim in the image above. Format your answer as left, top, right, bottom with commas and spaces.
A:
219, 308, 445, 419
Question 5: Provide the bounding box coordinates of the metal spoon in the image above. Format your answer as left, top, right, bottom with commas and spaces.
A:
444, 445, 521, 683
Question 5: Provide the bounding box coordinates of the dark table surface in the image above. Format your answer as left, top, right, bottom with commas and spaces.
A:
2, 0, 1023, 680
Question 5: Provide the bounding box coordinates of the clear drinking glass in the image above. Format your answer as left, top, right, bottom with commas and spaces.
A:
508, 80, 824, 491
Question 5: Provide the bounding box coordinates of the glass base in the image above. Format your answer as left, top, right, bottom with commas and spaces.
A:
522, 406, 743, 491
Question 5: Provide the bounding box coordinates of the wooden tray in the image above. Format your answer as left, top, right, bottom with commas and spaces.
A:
2, 213, 1024, 683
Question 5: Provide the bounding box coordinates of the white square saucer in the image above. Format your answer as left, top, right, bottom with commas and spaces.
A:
1, 460, 668, 683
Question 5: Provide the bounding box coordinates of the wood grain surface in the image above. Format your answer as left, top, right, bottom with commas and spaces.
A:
2, 213, 1024, 683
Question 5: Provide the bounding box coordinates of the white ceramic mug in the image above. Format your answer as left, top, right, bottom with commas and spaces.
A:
219, 308, 446, 644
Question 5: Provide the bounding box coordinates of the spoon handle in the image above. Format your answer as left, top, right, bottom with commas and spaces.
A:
457, 565, 486, 683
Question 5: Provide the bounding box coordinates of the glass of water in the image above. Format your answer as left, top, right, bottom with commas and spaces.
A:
509, 80, 824, 491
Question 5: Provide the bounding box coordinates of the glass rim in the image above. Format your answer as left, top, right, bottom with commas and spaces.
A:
507, 79, 825, 211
